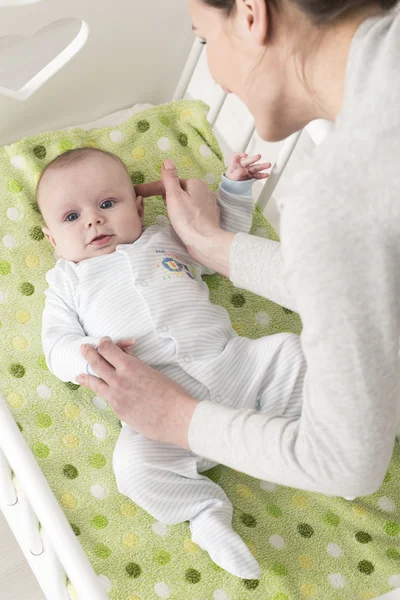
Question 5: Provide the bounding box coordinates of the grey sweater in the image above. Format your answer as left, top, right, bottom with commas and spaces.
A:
188, 12, 400, 497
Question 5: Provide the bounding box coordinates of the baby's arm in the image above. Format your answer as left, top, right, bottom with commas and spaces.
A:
42, 265, 101, 383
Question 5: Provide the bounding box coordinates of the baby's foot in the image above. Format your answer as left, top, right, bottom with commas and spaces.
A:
190, 511, 260, 579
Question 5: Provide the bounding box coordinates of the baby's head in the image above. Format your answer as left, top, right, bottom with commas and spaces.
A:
37, 148, 144, 262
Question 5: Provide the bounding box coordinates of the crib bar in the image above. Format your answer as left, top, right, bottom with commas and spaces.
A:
256, 129, 302, 211
207, 88, 228, 127
0, 446, 17, 505
0, 394, 109, 600
18, 488, 44, 556
172, 39, 204, 101
241, 124, 256, 153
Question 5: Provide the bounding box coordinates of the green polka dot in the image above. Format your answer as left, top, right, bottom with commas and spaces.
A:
386, 548, 400, 560
37, 355, 48, 370
324, 511, 340, 526
298, 523, 314, 538
70, 524, 81, 536
159, 115, 170, 127
271, 563, 287, 576
35, 413, 52, 428
356, 531, 372, 544
231, 293, 246, 308
59, 140, 73, 152
89, 454, 106, 469
10, 364, 25, 378
179, 133, 188, 147
153, 550, 171, 566
31, 202, 41, 214
202, 274, 221, 290
243, 579, 259, 590
185, 569, 201, 583
272, 594, 289, 600
125, 563, 142, 578
0, 261, 11, 276
136, 120, 150, 133
92, 515, 108, 529
20, 282, 35, 296
240, 513, 257, 528
384, 471, 391, 483
65, 382, 80, 391
17, 422, 23, 432
282, 307, 293, 315
358, 560, 374, 574
94, 543, 111, 559
63, 464, 78, 479
267, 504, 282, 518
131, 172, 145, 185
33, 443, 50, 458
8, 180, 23, 193
385, 521, 400, 536
30, 226, 45, 241
33, 145, 46, 159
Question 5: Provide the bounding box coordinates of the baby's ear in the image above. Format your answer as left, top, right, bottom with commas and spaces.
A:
42, 227, 57, 249
136, 195, 144, 224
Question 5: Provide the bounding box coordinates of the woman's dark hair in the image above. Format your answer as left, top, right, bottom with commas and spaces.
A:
202, 0, 398, 24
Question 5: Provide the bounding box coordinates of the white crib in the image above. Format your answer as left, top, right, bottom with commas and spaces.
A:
0, 3, 399, 600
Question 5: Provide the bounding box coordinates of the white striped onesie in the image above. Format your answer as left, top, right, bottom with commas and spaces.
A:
42, 176, 305, 579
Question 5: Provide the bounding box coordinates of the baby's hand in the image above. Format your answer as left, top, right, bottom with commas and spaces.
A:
116, 338, 136, 357
226, 152, 271, 182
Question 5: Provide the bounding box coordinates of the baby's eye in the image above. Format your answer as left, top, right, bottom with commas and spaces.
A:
101, 199, 115, 209
66, 212, 79, 222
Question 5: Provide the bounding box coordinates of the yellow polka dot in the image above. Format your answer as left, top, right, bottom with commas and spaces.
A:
120, 502, 137, 518
62, 434, 79, 449
353, 504, 368, 517
181, 156, 194, 168
232, 322, 245, 336
183, 539, 198, 553
127, 596, 141, 600
7, 392, 24, 408
292, 493, 309, 508
247, 542, 257, 557
301, 583, 317, 598
64, 403, 80, 420
15, 310, 30, 324
33, 172, 41, 186
61, 493, 77, 509
131, 147, 146, 159
86, 140, 100, 149
67, 583, 77, 600
360, 592, 376, 600
236, 484, 254, 500
122, 532, 139, 548
12, 336, 29, 350
180, 109, 193, 120
298, 555, 314, 569
25, 255, 40, 268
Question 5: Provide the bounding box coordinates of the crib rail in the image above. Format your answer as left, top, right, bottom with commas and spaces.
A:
0, 393, 109, 600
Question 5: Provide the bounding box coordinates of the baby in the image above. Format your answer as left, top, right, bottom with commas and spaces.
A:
39, 147, 305, 580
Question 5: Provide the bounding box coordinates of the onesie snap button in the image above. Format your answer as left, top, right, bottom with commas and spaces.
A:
161, 326, 169, 332
139, 279, 148, 287
183, 355, 191, 363
215, 395, 221, 403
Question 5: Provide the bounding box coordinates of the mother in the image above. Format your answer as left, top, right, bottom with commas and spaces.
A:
79, 0, 400, 497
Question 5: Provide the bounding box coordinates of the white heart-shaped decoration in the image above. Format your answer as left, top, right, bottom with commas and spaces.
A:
0, 18, 89, 101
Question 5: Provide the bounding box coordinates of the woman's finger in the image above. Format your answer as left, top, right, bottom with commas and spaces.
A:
134, 180, 165, 198
96, 337, 130, 370
80, 343, 116, 381
116, 338, 136, 349
76, 373, 109, 397
162, 160, 184, 199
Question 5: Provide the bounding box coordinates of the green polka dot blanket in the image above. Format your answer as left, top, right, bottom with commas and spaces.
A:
0, 99, 399, 600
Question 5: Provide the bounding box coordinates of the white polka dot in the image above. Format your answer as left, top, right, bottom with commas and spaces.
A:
91, 484, 106, 499
3, 235, 17, 249
328, 573, 346, 588
37, 384, 51, 399
388, 574, 400, 588
269, 535, 285, 549
260, 480, 276, 491
327, 543, 343, 558
200, 144, 213, 158
343, 496, 356, 501
92, 423, 108, 439
109, 130, 124, 143
154, 582, 170, 599
157, 137, 171, 151
7, 208, 21, 221
155, 215, 170, 227
152, 521, 169, 538
378, 496, 395, 512
254, 227, 268, 238
98, 575, 111, 592
213, 591, 230, 600
256, 312, 270, 327
0, 291, 5, 303
11, 156, 26, 170
205, 173, 217, 184
92, 396, 107, 410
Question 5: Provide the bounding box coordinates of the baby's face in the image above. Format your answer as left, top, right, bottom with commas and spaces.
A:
39, 153, 144, 262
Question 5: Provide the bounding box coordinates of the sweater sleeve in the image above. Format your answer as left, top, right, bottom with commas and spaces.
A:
42, 264, 101, 383
189, 176, 400, 497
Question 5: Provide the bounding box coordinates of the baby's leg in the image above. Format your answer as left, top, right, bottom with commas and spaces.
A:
113, 426, 260, 579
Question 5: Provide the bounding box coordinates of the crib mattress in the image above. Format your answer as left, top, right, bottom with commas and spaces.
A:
0, 100, 399, 600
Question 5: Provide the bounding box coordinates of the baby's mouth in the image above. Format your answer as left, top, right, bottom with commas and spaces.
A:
89, 234, 114, 246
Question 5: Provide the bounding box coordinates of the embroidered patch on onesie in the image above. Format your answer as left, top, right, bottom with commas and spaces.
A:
155, 249, 196, 280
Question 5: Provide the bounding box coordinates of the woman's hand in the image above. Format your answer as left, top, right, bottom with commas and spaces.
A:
76, 338, 199, 448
